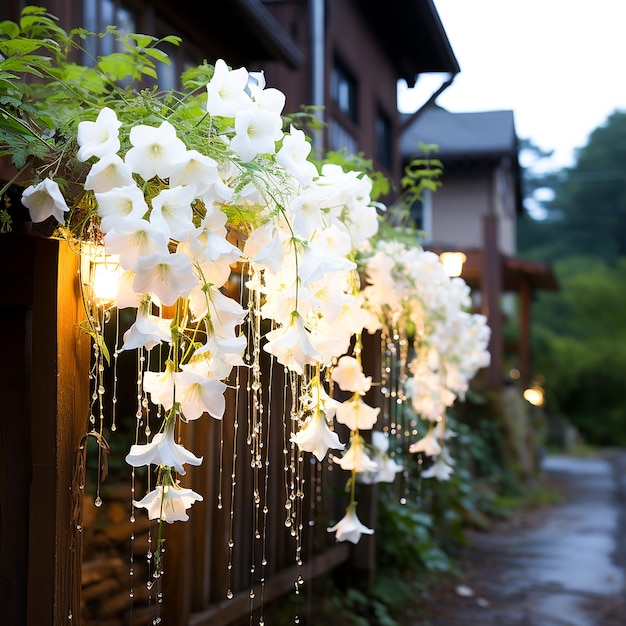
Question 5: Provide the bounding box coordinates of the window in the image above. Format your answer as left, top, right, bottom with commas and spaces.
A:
375, 107, 393, 170
83, 0, 137, 60
330, 58, 357, 124
328, 118, 358, 155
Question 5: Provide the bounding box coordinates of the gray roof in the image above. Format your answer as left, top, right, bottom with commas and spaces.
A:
400, 106, 518, 160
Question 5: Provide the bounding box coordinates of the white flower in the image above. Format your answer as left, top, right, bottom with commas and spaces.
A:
421, 450, 455, 481
132, 252, 198, 306
198, 334, 247, 378
231, 107, 283, 161
143, 364, 176, 410
331, 355, 372, 393
175, 369, 227, 420
327, 502, 374, 544
103, 218, 169, 271
277, 125, 318, 186
125, 120, 187, 181
95, 184, 149, 232
290, 411, 345, 461
334, 434, 378, 472
84, 153, 134, 193
335, 396, 380, 432
305, 381, 341, 421
77, 107, 121, 162
120, 310, 172, 351
248, 83, 286, 115
125, 427, 203, 475
149, 185, 196, 240
169, 149, 219, 194
360, 431, 403, 484
206, 58, 251, 118
134, 483, 203, 523
189, 285, 247, 335
408, 428, 442, 456
21, 177, 69, 224
263, 315, 321, 375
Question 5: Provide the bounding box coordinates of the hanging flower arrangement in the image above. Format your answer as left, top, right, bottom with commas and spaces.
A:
1, 6, 492, 621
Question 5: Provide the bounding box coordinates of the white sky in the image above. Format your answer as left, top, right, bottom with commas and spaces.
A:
398, 0, 626, 171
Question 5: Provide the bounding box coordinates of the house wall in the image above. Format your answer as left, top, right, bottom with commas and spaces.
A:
429, 166, 517, 256
263, 0, 401, 181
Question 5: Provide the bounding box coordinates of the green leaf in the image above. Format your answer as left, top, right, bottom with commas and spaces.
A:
97, 52, 139, 81
0, 20, 20, 38
128, 33, 156, 48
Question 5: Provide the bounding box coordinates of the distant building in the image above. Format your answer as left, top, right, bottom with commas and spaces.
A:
402, 104, 558, 388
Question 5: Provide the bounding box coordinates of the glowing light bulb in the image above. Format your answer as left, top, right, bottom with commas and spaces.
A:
440, 251, 466, 277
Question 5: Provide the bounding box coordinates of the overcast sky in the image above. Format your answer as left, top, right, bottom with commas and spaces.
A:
398, 0, 626, 171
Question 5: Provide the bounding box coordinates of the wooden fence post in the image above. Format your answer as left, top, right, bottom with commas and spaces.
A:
24, 236, 90, 626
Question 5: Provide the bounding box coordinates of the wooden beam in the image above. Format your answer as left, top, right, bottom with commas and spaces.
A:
188, 544, 349, 626
26, 237, 90, 626
518, 278, 532, 388
482, 214, 503, 389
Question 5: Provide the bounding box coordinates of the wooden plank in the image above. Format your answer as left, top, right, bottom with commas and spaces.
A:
187, 543, 350, 626
26, 237, 91, 626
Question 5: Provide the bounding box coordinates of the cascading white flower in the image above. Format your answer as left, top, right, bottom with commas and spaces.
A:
76, 106, 121, 162
206, 58, 251, 118
327, 501, 374, 544
263, 314, 321, 376
277, 124, 319, 186
359, 431, 404, 484
84, 153, 134, 193
143, 363, 176, 409
334, 434, 378, 473
290, 410, 345, 461
134, 483, 203, 523
120, 308, 172, 352
95, 184, 149, 232
149, 185, 197, 241
132, 252, 198, 306
103, 217, 170, 271
331, 355, 372, 394
124, 120, 187, 181
168, 149, 219, 194
421, 447, 456, 481
125, 426, 203, 475
408, 426, 442, 456
21, 177, 69, 224
335, 396, 380, 432
230, 106, 284, 161
175, 367, 227, 420
190, 334, 247, 380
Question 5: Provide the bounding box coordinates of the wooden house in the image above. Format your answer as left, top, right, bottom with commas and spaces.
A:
0, 2, 461, 625
401, 104, 558, 389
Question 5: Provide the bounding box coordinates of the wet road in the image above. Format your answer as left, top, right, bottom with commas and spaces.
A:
412, 450, 626, 625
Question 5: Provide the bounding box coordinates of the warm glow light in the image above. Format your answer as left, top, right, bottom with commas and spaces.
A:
93, 257, 121, 302
523, 386, 544, 407
440, 251, 466, 277
82, 244, 121, 303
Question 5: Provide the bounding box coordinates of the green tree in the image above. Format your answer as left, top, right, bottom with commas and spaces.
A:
532, 258, 626, 444
519, 110, 626, 264
518, 111, 626, 444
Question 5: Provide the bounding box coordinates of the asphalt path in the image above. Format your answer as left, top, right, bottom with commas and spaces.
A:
411, 450, 626, 625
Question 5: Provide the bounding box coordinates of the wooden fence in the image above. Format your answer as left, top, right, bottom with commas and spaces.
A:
1, 232, 377, 626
